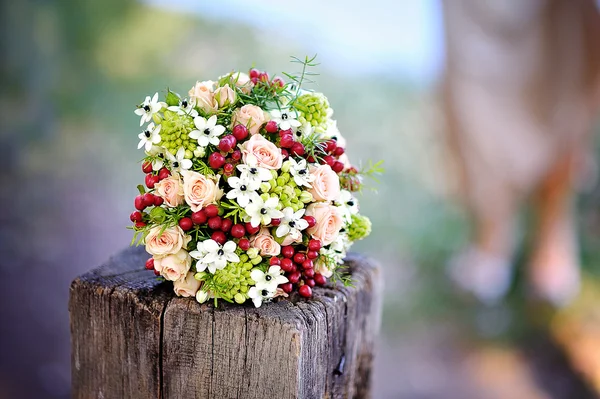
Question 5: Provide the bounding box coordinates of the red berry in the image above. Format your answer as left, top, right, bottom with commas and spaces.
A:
265, 120, 278, 133
130, 211, 143, 223
220, 218, 233, 232
251, 77, 258, 84
298, 284, 312, 297
230, 223, 246, 238
332, 161, 344, 173
154, 269, 160, 276
305, 279, 316, 288
154, 196, 164, 206
142, 193, 155, 207
307, 155, 316, 163
281, 149, 289, 159
145, 258, 154, 270
323, 155, 335, 166
308, 239, 321, 252
219, 137, 233, 153
279, 129, 293, 137
307, 250, 319, 259
304, 216, 316, 228
334, 147, 345, 156
304, 268, 315, 278
142, 161, 153, 174
211, 231, 227, 245
288, 271, 301, 284
325, 139, 337, 153
204, 204, 219, 218
208, 216, 222, 230
258, 72, 269, 82
249, 68, 260, 79
279, 134, 294, 148
291, 142, 305, 156
272, 77, 285, 88
269, 257, 281, 266
179, 217, 193, 231
191, 210, 207, 225
293, 252, 306, 265
314, 273, 327, 286
223, 163, 234, 175
231, 150, 242, 161
280, 258, 294, 272
281, 246, 295, 258
134, 195, 146, 211
245, 222, 260, 235
302, 259, 314, 270
135, 221, 146, 228
145, 174, 158, 189
232, 124, 249, 141
281, 282, 293, 293
270, 218, 281, 226
209, 152, 226, 169
238, 238, 251, 251
158, 167, 171, 180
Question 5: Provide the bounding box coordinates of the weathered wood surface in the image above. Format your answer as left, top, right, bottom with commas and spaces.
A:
70, 246, 382, 399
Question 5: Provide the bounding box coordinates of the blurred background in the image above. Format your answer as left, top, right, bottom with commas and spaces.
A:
2, 0, 600, 398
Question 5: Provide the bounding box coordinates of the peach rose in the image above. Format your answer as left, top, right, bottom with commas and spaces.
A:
181, 170, 223, 212
188, 81, 218, 114
314, 260, 333, 278
214, 84, 237, 108
250, 228, 281, 256
154, 174, 184, 207
173, 271, 201, 297
231, 104, 266, 135
233, 72, 253, 94
309, 164, 341, 202
280, 230, 303, 246
305, 202, 344, 245
241, 134, 283, 170
154, 249, 192, 281
145, 225, 190, 257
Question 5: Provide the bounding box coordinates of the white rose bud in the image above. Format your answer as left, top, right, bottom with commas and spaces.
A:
246, 247, 260, 259
196, 289, 210, 304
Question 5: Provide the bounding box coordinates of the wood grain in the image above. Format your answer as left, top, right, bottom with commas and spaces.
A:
70, 246, 381, 398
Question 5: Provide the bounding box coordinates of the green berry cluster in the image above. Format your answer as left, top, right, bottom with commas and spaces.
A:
258, 169, 313, 213
347, 214, 372, 241
159, 110, 197, 157
199, 253, 258, 304
293, 92, 330, 132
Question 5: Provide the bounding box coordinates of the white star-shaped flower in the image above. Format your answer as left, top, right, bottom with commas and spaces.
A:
166, 147, 192, 172
270, 108, 301, 131
226, 176, 261, 207
334, 190, 359, 222
189, 115, 225, 147
167, 98, 198, 117
236, 164, 272, 183
251, 266, 288, 292
287, 158, 314, 188
293, 122, 313, 141
193, 240, 239, 274
137, 123, 162, 151
276, 207, 309, 238
248, 286, 275, 308
244, 196, 283, 227
134, 93, 164, 126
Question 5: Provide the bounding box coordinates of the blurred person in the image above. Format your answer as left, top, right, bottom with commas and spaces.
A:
443, 0, 600, 305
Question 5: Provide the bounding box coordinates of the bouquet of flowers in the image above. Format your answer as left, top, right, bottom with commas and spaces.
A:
129, 57, 379, 307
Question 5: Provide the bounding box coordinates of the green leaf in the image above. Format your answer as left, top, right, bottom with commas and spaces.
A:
165, 89, 180, 106
137, 185, 146, 195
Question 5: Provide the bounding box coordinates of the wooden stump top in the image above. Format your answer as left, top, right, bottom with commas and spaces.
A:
70, 246, 381, 399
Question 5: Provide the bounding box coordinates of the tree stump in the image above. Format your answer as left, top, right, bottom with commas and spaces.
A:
69, 246, 382, 399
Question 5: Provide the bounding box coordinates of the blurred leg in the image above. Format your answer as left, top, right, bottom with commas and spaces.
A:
528, 149, 580, 305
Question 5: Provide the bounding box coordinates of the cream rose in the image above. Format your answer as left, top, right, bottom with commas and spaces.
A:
145, 225, 190, 257
231, 104, 266, 135
280, 229, 303, 246
233, 72, 253, 94
214, 84, 237, 108
314, 260, 333, 278
305, 202, 344, 245
188, 81, 218, 114
153, 249, 192, 281
241, 134, 283, 170
181, 170, 223, 212
173, 271, 201, 297
154, 174, 185, 207
309, 164, 341, 202
250, 228, 281, 256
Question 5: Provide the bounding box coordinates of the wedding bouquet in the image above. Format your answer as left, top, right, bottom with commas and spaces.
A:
129, 57, 379, 307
